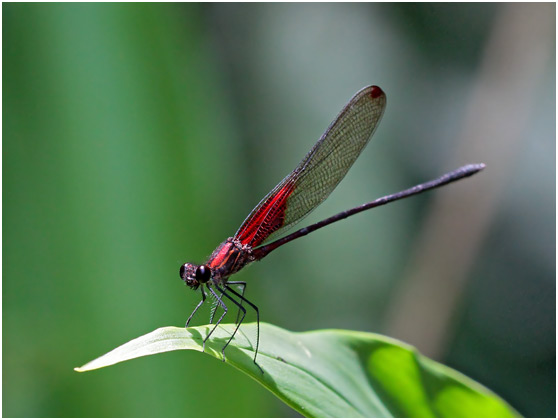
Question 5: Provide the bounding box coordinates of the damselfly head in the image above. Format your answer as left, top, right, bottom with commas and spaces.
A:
180, 263, 211, 289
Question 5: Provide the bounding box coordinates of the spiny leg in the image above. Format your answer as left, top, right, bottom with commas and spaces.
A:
209, 289, 224, 324
204, 285, 228, 353
186, 285, 207, 328
214, 284, 246, 362
227, 281, 246, 325
226, 284, 262, 372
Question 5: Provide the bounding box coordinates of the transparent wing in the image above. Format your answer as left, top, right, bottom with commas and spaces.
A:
234, 85, 387, 247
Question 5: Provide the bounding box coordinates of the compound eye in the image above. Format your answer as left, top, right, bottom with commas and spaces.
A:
179, 264, 187, 280
196, 265, 211, 283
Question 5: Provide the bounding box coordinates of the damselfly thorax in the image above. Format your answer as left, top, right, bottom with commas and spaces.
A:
180, 238, 256, 288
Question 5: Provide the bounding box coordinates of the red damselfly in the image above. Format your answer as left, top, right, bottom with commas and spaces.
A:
179, 85, 484, 372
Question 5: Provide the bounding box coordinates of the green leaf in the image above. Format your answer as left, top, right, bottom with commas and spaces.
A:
75, 323, 520, 418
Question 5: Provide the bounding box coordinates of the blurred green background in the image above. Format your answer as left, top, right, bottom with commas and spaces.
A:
3, 3, 555, 417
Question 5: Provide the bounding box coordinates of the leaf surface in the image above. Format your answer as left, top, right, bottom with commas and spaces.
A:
76, 323, 520, 418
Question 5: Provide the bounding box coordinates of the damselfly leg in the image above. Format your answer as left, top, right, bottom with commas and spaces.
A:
226, 282, 260, 369
185, 285, 207, 328
215, 284, 263, 373
228, 281, 247, 324
204, 285, 228, 353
